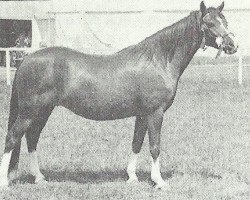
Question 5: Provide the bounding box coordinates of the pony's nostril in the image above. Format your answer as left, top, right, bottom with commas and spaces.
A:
228, 41, 235, 47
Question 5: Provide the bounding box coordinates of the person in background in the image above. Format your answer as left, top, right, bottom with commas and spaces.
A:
11, 31, 31, 68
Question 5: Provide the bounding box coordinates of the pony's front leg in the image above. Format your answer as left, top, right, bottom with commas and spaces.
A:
127, 116, 147, 183
147, 107, 170, 190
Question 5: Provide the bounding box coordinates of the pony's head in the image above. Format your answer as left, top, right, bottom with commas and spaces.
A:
200, 1, 238, 54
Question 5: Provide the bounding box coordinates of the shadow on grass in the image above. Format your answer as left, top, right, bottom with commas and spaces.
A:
11, 169, 175, 186
11, 168, 222, 186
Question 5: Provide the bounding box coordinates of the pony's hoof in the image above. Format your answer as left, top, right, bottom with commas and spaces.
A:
35, 175, 47, 184
0, 177, 9, 188
127, 176, 139, 184
155, 181, 170, 191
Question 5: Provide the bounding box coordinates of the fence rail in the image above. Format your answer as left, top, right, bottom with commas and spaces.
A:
0, 47, 248, 86
0, 47, 36, 85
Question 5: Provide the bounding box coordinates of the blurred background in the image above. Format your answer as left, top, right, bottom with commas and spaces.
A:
0, 2, 249, 199
0, 0, 249, 65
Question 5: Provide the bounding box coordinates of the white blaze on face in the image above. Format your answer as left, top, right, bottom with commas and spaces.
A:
217, 16, 230, 36
217, 16, 227, 30
215, 16, 238, 52
214, 16, 228, 47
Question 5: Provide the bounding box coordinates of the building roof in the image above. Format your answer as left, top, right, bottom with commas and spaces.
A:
0, 1, 52, 19
1, 0, 249, 20
52, 0, 250, 12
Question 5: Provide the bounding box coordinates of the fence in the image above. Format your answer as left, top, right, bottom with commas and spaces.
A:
0, 47, 35, 85
1, 9, 249, 86
0, 47, 247, 86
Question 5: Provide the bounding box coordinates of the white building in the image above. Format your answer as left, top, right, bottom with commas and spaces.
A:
0, 0, 249, 55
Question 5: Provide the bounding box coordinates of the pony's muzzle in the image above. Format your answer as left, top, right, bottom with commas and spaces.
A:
222, 34, 238, 54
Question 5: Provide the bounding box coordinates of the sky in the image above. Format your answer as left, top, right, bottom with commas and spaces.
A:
1, 0, 249, 53
50, 0, 250, 12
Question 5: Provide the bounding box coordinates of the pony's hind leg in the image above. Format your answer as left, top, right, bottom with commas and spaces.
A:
25, 105, 54, 183
0, 116, 33, 187
8, 140, 21, 177
127, 116, 147, 183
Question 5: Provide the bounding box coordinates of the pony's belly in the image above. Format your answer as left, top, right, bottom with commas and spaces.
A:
61, 95, 138, 121
71, 106, 136, 121
59, 72, 140, 120
63, 104, 137, 121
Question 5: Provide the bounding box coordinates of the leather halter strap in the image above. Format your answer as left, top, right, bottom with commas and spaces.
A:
200, 24, 208, 51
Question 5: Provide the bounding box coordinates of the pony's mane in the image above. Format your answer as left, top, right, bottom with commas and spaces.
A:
165, 11, 201, 45
118, 10, 202, 57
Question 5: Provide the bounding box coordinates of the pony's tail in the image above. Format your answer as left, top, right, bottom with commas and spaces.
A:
7, 73, 21, 173
8, 73, 19, 131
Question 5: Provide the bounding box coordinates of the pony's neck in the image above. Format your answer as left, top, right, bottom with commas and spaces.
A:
144, 11, 203, 78
163, 11, 203, 76
120, 11, 203, 78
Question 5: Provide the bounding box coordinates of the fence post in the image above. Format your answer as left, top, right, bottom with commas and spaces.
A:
238, 49, 243, 85
6, 49, 11, 86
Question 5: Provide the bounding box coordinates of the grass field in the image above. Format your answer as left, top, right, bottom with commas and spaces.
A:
0, 65, 249, 199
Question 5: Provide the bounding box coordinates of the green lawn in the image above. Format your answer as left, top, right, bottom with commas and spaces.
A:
0, 65, 249, 199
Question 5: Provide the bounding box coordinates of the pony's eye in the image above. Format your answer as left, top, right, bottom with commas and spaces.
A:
206, 22, 215, 28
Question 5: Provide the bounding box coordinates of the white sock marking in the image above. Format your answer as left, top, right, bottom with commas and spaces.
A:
127, 152, 138, 180
0, 151, 12, 186
151, 156, 164, 184
0, 151, 12, 176
29, 151, 44, 182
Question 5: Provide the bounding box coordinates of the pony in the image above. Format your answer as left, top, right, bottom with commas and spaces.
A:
0, 1, 237, 189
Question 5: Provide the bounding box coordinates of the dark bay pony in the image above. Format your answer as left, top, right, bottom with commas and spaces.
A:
0, 1, 237, 189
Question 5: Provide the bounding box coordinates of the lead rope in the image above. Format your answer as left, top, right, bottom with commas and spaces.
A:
200, 24, 227, 59
200, 27, 207, 51
216, 32, 236, 58
215, 46, 224, 58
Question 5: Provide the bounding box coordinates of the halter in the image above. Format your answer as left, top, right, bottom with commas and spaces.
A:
200, 22, 235, 58
200, 27, 207, 51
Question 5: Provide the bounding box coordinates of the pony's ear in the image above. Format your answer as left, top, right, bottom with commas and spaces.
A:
217, 1, 224, 12
200, 1, 207, 16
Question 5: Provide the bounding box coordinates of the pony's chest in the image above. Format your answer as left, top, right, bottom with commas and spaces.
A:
137, 68, 177, 110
